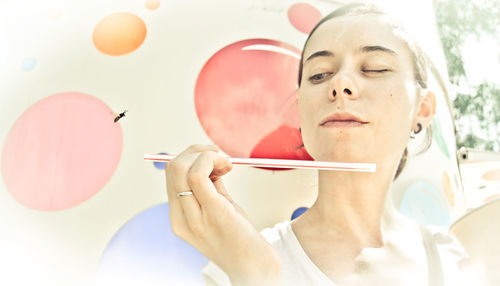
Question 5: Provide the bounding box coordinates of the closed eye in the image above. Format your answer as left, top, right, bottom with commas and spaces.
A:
308, 72, 333, 83
363, 69, 390, 73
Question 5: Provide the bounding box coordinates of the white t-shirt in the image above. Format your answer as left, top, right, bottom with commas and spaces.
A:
202, 220, 476, 286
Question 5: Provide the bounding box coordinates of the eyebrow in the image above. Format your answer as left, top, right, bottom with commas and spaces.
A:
303, 45, 398, 66
360, 45, 397, 55
304, 50, 334, 63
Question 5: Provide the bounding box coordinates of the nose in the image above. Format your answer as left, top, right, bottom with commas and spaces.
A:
328, 72, 358, 101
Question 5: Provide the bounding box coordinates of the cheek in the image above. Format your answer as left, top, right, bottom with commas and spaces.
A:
365, 80, 412, 127
380, 80, 415, 116
297, 88, 319, 127
297, 97, 312, 136
377, 91, 414, 145
297, 98, 306, 130
297, 93, 319, 152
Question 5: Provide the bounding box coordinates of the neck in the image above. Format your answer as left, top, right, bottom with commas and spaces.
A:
306, 164, 398, 248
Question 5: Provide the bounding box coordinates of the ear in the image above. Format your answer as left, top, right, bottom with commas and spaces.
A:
413, 90, 436, 130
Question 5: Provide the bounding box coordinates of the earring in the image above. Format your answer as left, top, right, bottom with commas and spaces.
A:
410, 123, 423, 139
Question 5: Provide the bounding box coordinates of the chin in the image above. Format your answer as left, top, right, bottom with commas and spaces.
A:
303, 133, 373, 162
313, 146, 369, 163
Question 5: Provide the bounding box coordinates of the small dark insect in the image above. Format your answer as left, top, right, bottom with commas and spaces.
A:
114, 110, 128, 123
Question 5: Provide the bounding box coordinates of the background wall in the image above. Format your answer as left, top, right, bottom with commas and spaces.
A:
0, 0, 468, 285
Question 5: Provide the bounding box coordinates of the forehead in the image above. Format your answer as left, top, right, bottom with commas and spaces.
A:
304, 14, 410, 60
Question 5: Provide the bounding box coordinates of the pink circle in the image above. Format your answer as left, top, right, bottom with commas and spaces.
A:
287, 3, 322, 34
484, 193, 500, 203
195, 39, 306, 159
1, 92, 123, 211
482, 168, 500, 181
145, 0, 160, 10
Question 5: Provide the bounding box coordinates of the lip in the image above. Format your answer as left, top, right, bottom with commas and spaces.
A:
319, 112, 369, 127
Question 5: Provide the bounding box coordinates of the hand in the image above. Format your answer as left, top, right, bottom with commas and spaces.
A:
165, 144, 281, 285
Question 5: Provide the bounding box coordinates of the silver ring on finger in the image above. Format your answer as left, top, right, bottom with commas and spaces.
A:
177, 191, 193, 197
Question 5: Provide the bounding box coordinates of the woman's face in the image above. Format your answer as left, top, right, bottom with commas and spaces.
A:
298, 14, 421, 166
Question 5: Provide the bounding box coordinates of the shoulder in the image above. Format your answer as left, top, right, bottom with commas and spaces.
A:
421, 225, 487, 285
260, 220, 308, 262
260, 220, 292, 244
424, 225, 468, 259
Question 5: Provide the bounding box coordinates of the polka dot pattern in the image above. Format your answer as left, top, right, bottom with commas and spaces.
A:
92, 12, 147, 56
145, 0, 160, 10
194, 39, 305, 160
1, 92, 122, 211
399, 181, 451, 226
482, 168, 500, 181
153, 152, 168, 170
97, 203, 208, 285
21, 57, 36, 72
291, 207, 309, 220
442, 172, 455, 206
287, 3, 322, 34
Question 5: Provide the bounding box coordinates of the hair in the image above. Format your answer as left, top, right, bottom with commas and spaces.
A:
297, 2, 433, 180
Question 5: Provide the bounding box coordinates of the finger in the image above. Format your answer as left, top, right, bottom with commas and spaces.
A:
187, 151, 228, 208
165, 145, 219, 229
165, 144, 217, 199
175, 188, 203, 233
212, 178, 233, 202
166, 173, 201, 230
177, 144, 219, 158
167, 178, 203, 237
166, 152, 202, 219
168, 196, 190, 237
165, 144, 216, 199
213, 178, 251, 221
165, 162, 193, 239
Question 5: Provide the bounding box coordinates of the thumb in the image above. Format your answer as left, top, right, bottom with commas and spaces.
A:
209, 153, 233, 180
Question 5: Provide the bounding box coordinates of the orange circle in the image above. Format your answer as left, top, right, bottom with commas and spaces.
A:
442, 172, 455, 206
145, 0, 160, 10
93, 12, 147, 56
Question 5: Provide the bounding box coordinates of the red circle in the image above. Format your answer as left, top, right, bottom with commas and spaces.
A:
1, 92, 123, 211
195, 39, 311, 162
250, 125, 313, 170
287, 3, 322, 34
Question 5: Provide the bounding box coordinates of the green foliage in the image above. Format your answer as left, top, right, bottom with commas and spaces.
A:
454, 82, 500, 151
434, 0, 500, 151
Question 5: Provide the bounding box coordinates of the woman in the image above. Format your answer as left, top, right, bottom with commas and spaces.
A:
165, 3, 475, 286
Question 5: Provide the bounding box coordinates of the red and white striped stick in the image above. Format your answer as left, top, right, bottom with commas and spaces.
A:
144, 154, 376, 173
